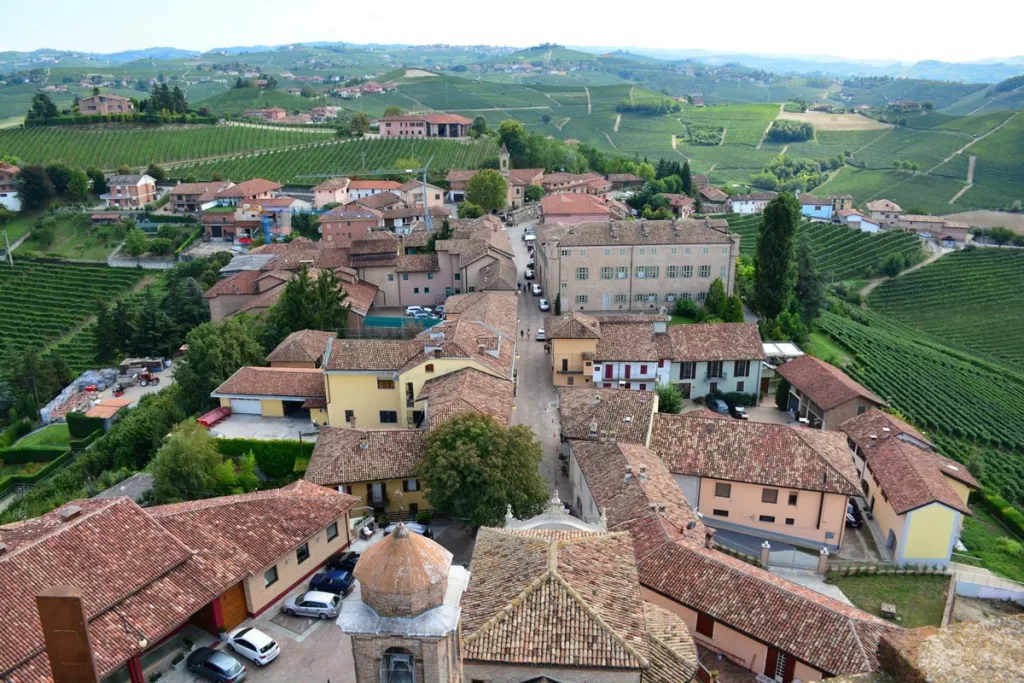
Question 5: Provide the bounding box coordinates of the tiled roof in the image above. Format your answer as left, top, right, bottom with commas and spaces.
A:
381, 113, 473, 125
461, 528, 651, 670
596, 322, 664, 362
641, 602, 699, 683
776, 355, 884, 411
417, 367, 514, 429
346, 180, 401, 191
204, 270, 262, 298
324, 338, 423, 371
350, 230, 399, 255
542, 219, 732, 247
508, 168, 544, 184
840, 408, 934, 450
650, 413, 861, 495
266, 329, 335, 364
544, 311, 602, 339
106, 174, 149, 184
395, 253, 440, 272
799, 193, 827, 205
608, 173, 642, 182
540, 192, 612, 217
354, 523, 452, 602
729, 192, 777, 201
692, 174, 709, 187
663, 193, 695, 207
699, 186, 728, 202
313, 177, 349, 191
304, 427, 425, 485
397, 180, 443, 193
859, 438, 974, 515
219, 178, 282, 198
212, 367, 326, 399
381, 205, 451, 220
445, 169, 476, 182
340, 277, 378, 317
319, 204, 383, 222
899, 214, 947, 223
478, 257, 518, 292
866, 199, 902, 212
170, 181, 234, 200
663, 323, 764, 362
353, 192, 402, 210
558, 387, 657, 445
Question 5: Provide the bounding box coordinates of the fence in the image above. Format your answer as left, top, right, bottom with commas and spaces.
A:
953, 570, 1024, 601
106, 241, 176, 270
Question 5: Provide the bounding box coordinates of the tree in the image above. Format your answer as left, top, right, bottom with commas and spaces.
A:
880, 251, 907, 277
775, 377, 791, 411
150, 421, 227, 503
350, 112, 370, 134
636, 161, 656, 183
291, 212, 320, 241
85, 167, 108, 195
147, 237, 174, 255
424, 217, 454, 253
116, 165, 132, 175
44, 163, 73, 195
174, 316, 267, 414
541, 113, 552, 124
26, 93, 58, 121
704, 277, 727, 318
420, 413, 548, 530
170, 86, 187, 113
754, 193, 800, 319
300, 84, 317, 98
524, 184, 544, 203
554, 293, 561, 315
681, 160, 694, 196
458, 201, 485, 219
655, 382, 684, 414
0, 205, 11, 229
94, 302, 118, 364
163, 275, 210, 342
145, 163, 166, 183
794, 241, 824, 322
466, 169, 507, 213
471, 116, 488, 137
130, 289, 175, 356
383, 106, 404, 117
723, 295, 745, 323
32, 217, 57, 249
264, 265, 349, 349
497, 119, 529, 166
124, 227, 148, 257
66, 169, 90, 202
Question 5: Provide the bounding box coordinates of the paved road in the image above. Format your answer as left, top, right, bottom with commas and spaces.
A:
507, 221, 567, 496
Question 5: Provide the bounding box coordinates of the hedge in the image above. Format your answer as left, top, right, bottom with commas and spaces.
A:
0, 445, 70, 465
215, 439, 313, 480
973, 490, 1024, 539
0, 451, 75, 497
66, 412, 104, 440
24, 114, 218, 127
150, 214, 197, 224
70, 432, 99, 452
174, 226, 205, 256
706, 390, 761, 407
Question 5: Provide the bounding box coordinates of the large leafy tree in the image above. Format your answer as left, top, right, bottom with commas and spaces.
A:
497, 119, 529, 167
794, 240, 825, 322
174, 316, 267, 415
86, 167, 108, 195
421, 413, 548, 530
264, 265, 349, 349
704, 277, 727, 318
44, 163, 73, 195
16, 166, 54, 210
754, 193, 801, 319
656, 383, 684, 414
466, 169, 507, 213
66, 169, 90, 202
350, 112, 370, 134
151, 421, 225, 503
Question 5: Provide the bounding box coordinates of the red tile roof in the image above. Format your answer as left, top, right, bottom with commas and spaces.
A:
699, 186, 728, 202
860, 439, 972, 515
840, 408, 934, 450
304, 428, 425, 485
775, 355, 884, 411
324, 338, 424, 371
212, 367, 326, 399
347, 180, 401, 190
417, 367, 514, 428
266, 329, 335, 364
541, 192, 612, 217
204, 270, 262, 298
380, 113, 473, 125
663, 323, 764, 362
313, 177, 350, 191
219, 178, 282, 198
557, 387, 657, 445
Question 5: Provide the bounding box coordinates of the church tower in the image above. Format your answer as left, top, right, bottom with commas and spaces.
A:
339, 524, 465, 683
498, 142, 510, 174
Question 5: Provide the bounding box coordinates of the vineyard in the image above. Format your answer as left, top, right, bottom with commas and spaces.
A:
0, 261, 144, 371
869, 249, 1024, 366
171, 137, 501, 185
725, 214, 923, 280
816, 309, 1024, 506
0, 125, 333, 171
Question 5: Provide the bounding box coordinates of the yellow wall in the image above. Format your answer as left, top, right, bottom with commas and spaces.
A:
243, 514, 351, 614
903, 503, 956, 562
863, 465, 906, 556
310, 408, 329, 426
342, 478, 431, 516
398, 358, 502, 427
325, 373, 402, 428
946, 478, 972, 507
260, 399, 285, 417
219, 397, 231, 409
550, 338, 598, 387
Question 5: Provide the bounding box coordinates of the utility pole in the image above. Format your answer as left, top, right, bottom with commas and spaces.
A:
2, 230, 11, 267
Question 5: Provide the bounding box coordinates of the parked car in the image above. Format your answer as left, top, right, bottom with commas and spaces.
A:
226, 627, 280, 668
187, 647, 247, 682
729, 405, 749, 420
309, 570, 354, 595
846, 500, 863, 528
413, 311, 437, 321
281, 590, 342, 619
325, 550, 360, 572
527, 257, 535, 267
524, 269, 535, 280
538, 298, 550, 312
434, 305, 445, 315
405, 306, 432, 316
531, 283, 542, 296
707, 398, 729, 415
536, 328, 546, 341
383, 521, 434, 539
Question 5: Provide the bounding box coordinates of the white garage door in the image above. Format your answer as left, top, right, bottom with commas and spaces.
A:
230, 398, 262, 414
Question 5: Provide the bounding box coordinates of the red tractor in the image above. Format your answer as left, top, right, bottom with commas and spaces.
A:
132, 371, 161, 387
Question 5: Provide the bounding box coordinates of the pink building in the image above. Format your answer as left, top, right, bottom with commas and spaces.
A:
396, 254, 442, 307
318, 206, 383, 246
102, 174, 157, 209
313, 177, 350, 209
378, 113, 473, 139
540, 192, 612, 224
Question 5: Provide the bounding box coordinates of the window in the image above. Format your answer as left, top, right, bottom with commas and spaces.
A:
264, 566, 279, 588
381, 648, 415, 683
560, 249, 571, 256
857, 405, 868, 415
785, 518, 795, 526
380, 411, 398, 424
576, 267, 589, 280
600, 266, 615, 280
616, 266, 628, 279
634, 293, 649, 302
671, 248, 678, 255
685, 247, 691, 254
720, 265, 727, 277
425, 364, 434, 373
413, 287, 419, 294
699, 265, 711, 278
423, 287, 430, 294
703, 247, 709, 254
575, 294, 588, 304
715, 482, 731, 498
712, 509, 729, 517
297, 542, 310, 564
736, 381, 744, 392
403, 479, 419, 492
722, 247, 729, 254
759, 515, 776, 523
614, 294, 627, 303
696, 612, 714, 638
388, 274, 394, 281
427, 273, 433, 280
667, 265, 678, 278
680, 292, 691, 300
454, 273, 461, 281
636, 265, 659, 279
697, 292, 706, 302
788, 492, 798, 506
651, 247, 657, 255
640, 364, 648, 374
402, 273, 409, 281
734, 360, 750, 377
326, 522, 339, 541
344, 410, 355, 423
682, 265, 693, 278
620, 248, 626, 256
762, 488, 779, 504
567, 376, 574, 385
604, 248, 611, 256
579, 249, 587, 257
680, 361, 696, 380
638, 248, 645, 255
377, 379, 395, 390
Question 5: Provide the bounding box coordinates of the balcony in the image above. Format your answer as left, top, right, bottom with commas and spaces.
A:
704, 370, 728, 382
557, 368, 584, 375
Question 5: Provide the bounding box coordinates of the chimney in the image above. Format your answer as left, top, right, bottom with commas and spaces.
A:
588, 421, 598, 440
760, 541, 771, 566
653, 319, 667, 334
704, 528, 716, 549
592, 394, 601, 407
58, 505, 82, 522
36, 586, 101, 683
358, 434, 369, 450
817, 547, 830, 575
639, 464, 648, 477
639, 391, 647, 402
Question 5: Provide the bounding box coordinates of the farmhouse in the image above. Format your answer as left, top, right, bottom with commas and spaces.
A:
830, 194, 854, 211
241, 106, 287, 121
607, 172, 644, 189
728, 191, 777, 214
346, 179, 401, 200
78, 92, 134, 115
799, 194, 834, 221
836, 208, 881, 233
539, 192, 612, 223
698, 186, 729, 213
663, 193, 696, 217
102, 174, 157, 209
663, 322, 765, 398
378, 113, 473, 139
169, 180, 235, 214
0, 161, 20, 211
895, 215, 970, 243
865, 199, 903, 226
776, 354, 885, 429
312, 176, 350, 208
211, 366, 329, 423
265, 329, 336, 368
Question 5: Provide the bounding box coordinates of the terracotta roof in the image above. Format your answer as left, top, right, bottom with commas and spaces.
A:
858, 437, 974, 515
313, 177, 350, 191
840, 408, 934, 450
544, 311, 602, 339
350, 230, 400, 255
353, 192, 402, 210
557, 387, 657, 445
397, 180, 443, 193
380, 113, 473, 125
663, 323, 764, 362
542, 219, 732, 247
508, 168, 544, 184
212, 367, 325, 399
381, 205, 451, 220
395, 253, 440, 272
595, 321, 664, 362
663, 193, 695, 208
461, 528, 651, 670
339, 277, 378, 317
799, 193, 827, 205
324, 338, 423, 371
235, 284, 285, 315
650, 413, 861, 495
608, 173, 642, 182
266, 329, 335, 364
899, 214, 947, 223
353, 523, 452, 610
319, 205, 383, 222
699, 186, 728, 202
865, 199, 902, 212
837, 209, 868, 218
418, 367, 514, 428
540, 192, 612, 217
305, 427, 425, 485
347, 180, 401, 191
641, 602, 699, 683
692, 174, 709, 187
445, 169, 477, 182
776, 355, 884, 411
729, 192, 777, 202
219, 178, 282, 198
84, 399, 132, 419
204, 271, 262, 298
477, 257, 518, 292
170, 181, 235, 200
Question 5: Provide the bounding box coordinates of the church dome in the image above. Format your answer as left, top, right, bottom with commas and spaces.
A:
353, 523, 453, 617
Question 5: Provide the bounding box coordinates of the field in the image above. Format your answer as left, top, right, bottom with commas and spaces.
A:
776, 111, 891, 131
18, 214, 126, 261
0, 260, 145, 370
815, 309, 1024, 506
811, 167, 967, 215
14, 423, 71, 448
0, 124, 332, 171
831, 574, 948, 628
725, 214, 923, 280
951, 113, 1024, 211
171, 137, 501, 185
869, 250, 1024, 366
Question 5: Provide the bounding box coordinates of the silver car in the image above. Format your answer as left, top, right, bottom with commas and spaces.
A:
281, 590, 341, 620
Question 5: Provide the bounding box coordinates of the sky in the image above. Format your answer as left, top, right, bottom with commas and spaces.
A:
4, 0, 1022, 63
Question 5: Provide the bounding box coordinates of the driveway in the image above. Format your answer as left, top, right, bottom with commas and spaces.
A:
211, 414, 319, 442
507, 221, 566, 496
96, 362, 176, 403
744, 403, 794, 425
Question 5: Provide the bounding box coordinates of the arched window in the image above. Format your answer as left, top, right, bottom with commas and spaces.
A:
380, 647, 415, 683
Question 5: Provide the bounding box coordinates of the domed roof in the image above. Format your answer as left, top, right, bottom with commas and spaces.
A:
354, 524, 453, 617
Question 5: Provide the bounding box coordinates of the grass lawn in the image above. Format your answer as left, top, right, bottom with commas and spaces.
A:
804, 331, 851, 365
960, 506, 1024, 583
2, 211, 39, 242
833, 573, 949, 628
19, 215, 122, 261
669, 314, 697, 325
14, 423, 71, 449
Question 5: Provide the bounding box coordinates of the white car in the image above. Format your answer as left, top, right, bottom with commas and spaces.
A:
226, 626, 280, 667
281, 590, 342, 620
405, 306, 433, 316
531, 283, 542, 296
538, 298, 550, 312
536, 328, 545, 341
524, 269, 535, 280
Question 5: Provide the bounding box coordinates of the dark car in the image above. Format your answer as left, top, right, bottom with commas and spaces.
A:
309, 570, 354, 595
729, 404, 749, 420
384, 521, 434, 539
187, 647, 247, 683
707, 398, 729, 415
846, 500, 863, 528
326, 550, 360, 572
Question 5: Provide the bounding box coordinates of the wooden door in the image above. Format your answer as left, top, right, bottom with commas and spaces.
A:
219, 582, 248, 631
604, 364, 612, 380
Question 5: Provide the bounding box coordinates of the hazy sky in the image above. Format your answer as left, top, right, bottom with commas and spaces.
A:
4, 0, 1021, 63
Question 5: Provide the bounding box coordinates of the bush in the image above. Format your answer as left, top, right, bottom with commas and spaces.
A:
974, 491, 1024, 538
66, 411, 104, 439
215, 438, 313, 480
70, 432, 99, 452
0, 451, 74, 496
674, 298, 699, 319
706, 390, 760, 407
416, 510, 432, 525
0, 419, 33, 447
0, 445, 69, 464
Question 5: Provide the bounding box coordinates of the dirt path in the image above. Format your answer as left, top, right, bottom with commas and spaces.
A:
780, 144, 790, 156
614, 114, 621, 132
967, 85, 1024, 116
584, 86, 592, 114
949, 155, 977, 204
706, 163, 717, 173
629, 85, 635, 103
859, 248, 946, 302
851, 127, 892, 156
603, 131, 621, 151
719, 126, 727, 146
224, 121, 335, 134
554, 117, 571, 131
926, 111, 1018, 175
457, 106, 552, 112
756, 104, 784, 149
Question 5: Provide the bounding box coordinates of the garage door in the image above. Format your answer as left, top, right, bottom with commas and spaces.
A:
230, 398, 261, 415
219, 582, 248, 631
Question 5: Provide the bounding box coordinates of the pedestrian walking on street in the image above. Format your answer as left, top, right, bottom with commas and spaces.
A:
520, 329, 524, 339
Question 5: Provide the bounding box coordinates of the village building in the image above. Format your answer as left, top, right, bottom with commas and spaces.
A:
169, 180, 236, 215
865, 199, 903, 227
102, 174, 157, 209
799, 194, 834, 221
728, 191, 777, 214
698, 186, 729, 213
318, 205, 383, 245
346, 179, 401, 200
0, 161, 20, 211
776, 354, 886, 429
539, 192, 613, 223
836, 208, 882, 233
312, 177, 350, 208
78, 92, 134, 115
378, 113, 473, 139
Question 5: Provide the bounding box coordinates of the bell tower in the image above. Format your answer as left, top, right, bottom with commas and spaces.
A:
499, 143, 510, 174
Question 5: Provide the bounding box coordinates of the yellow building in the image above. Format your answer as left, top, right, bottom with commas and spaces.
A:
841, 409, 978, 567
211, 366, 329, 423
265, 329, 336, 368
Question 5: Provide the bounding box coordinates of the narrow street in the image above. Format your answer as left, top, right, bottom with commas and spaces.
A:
507, 220, 567, 496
